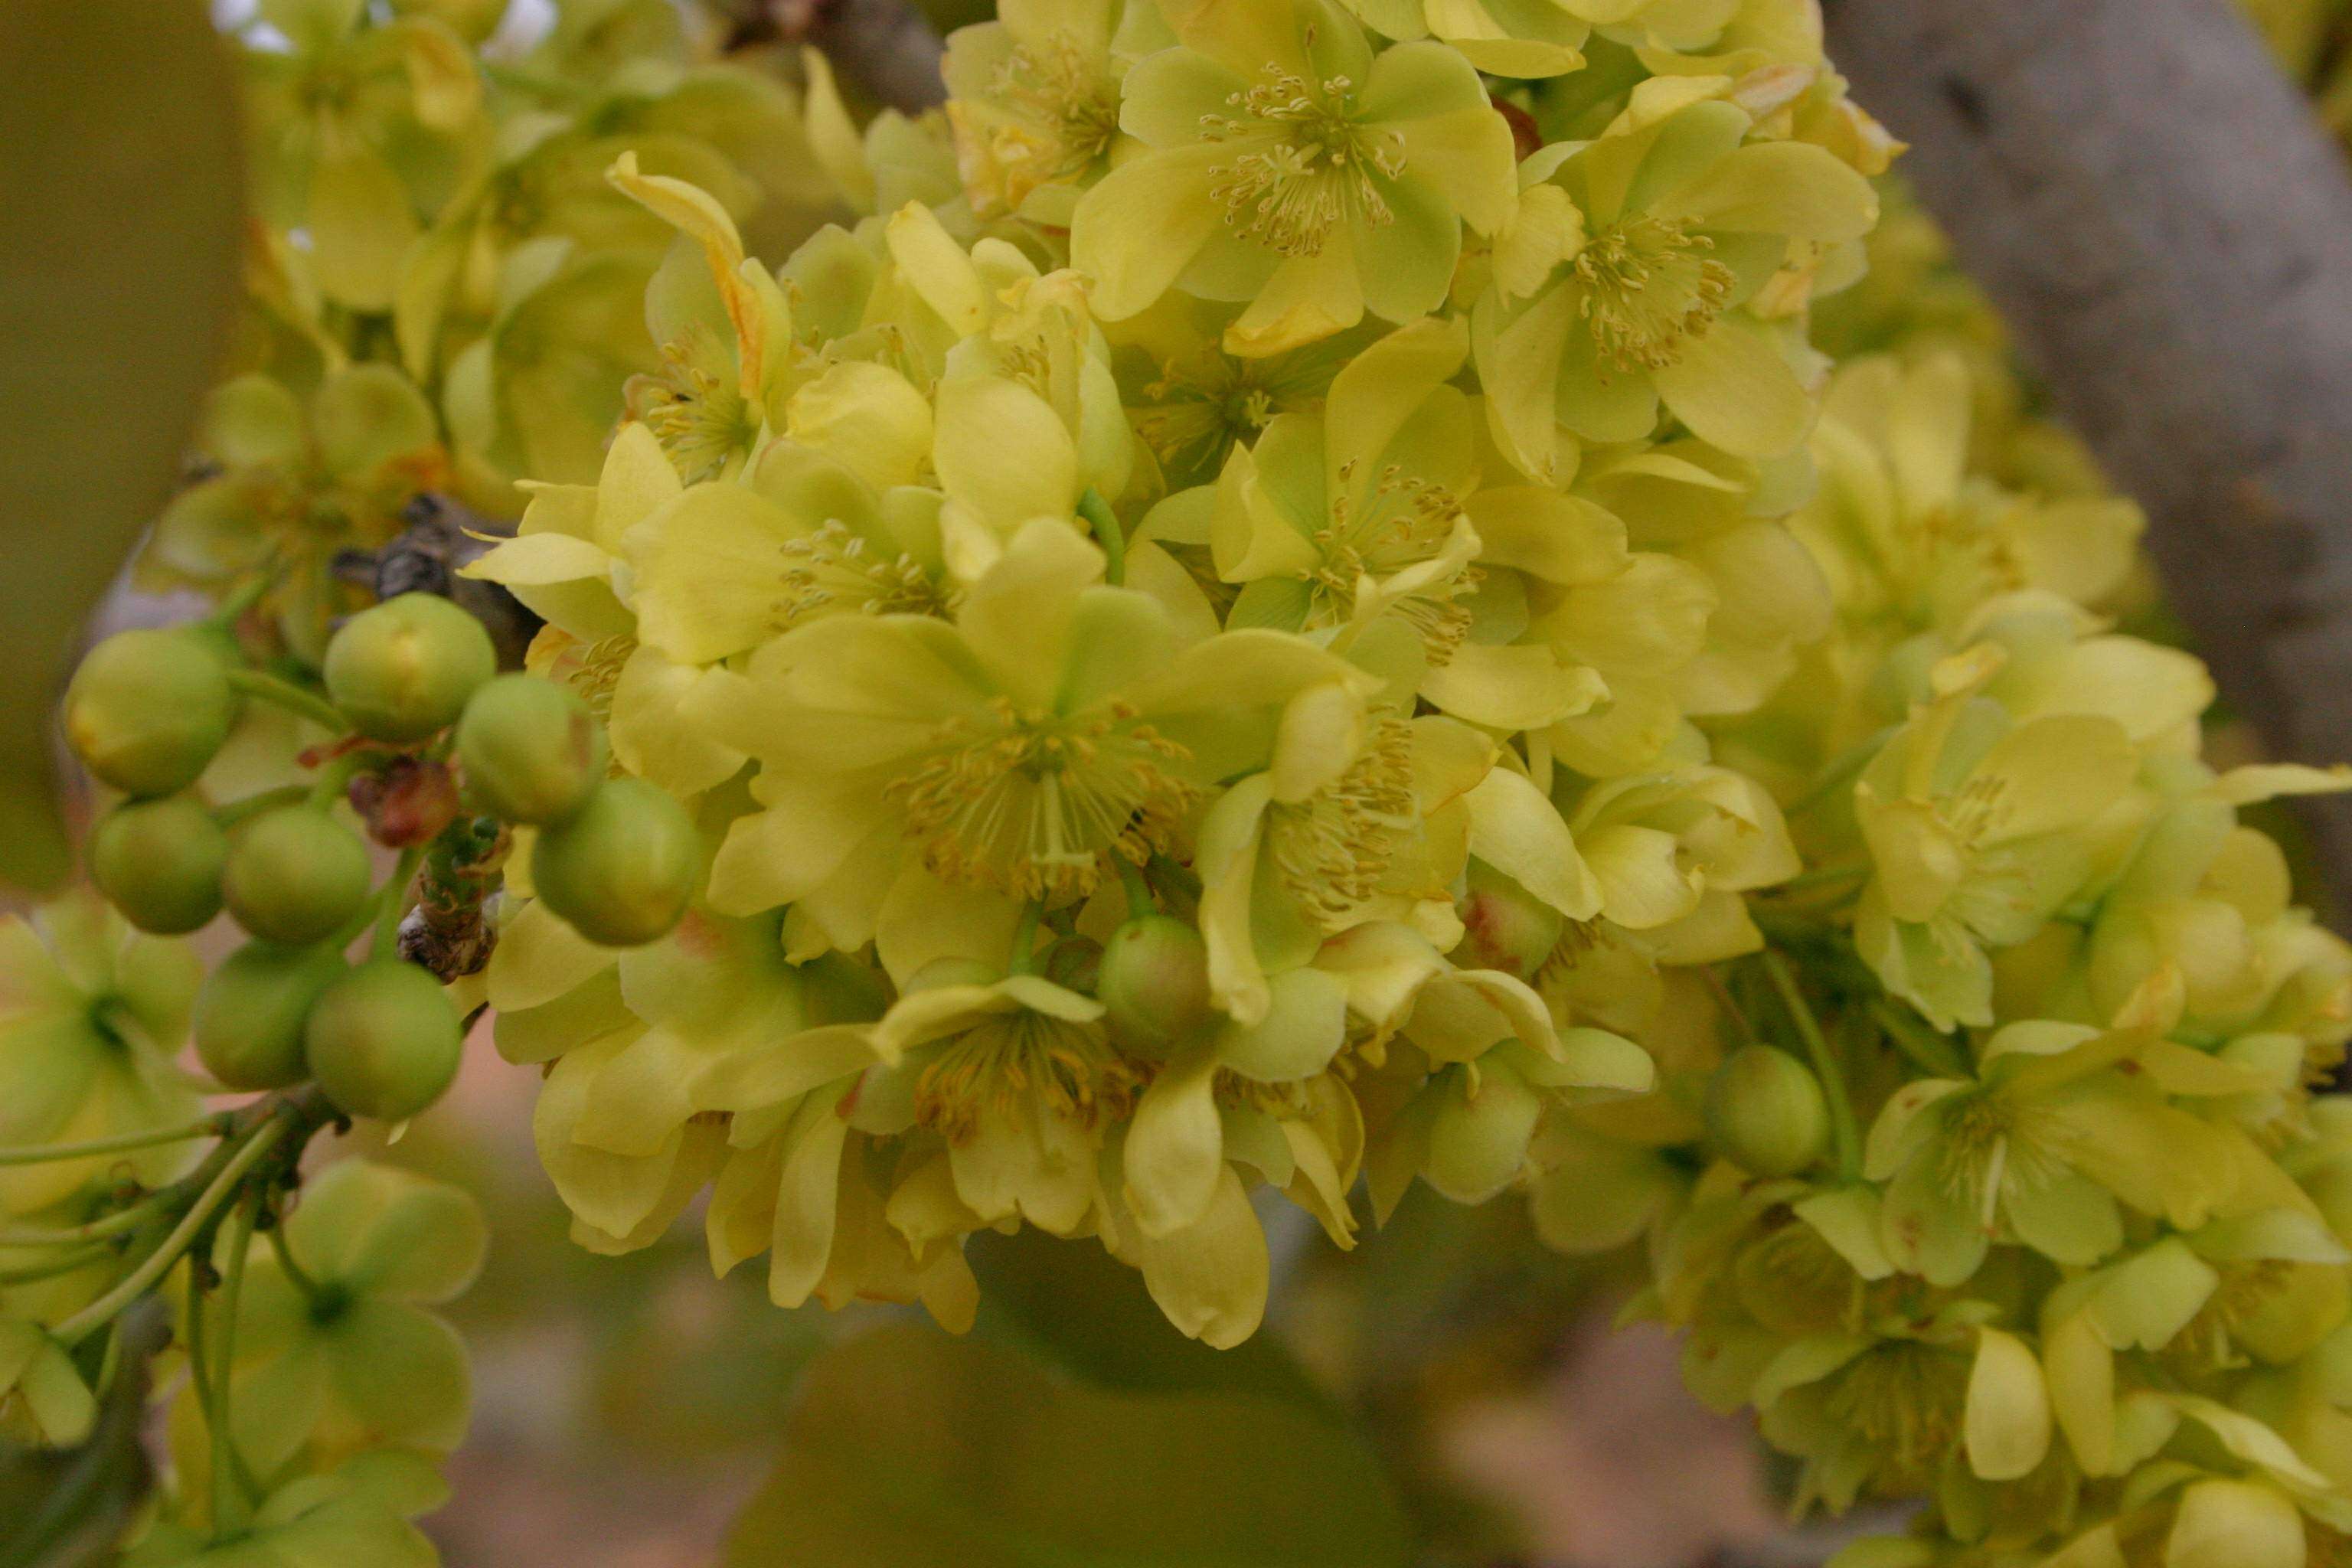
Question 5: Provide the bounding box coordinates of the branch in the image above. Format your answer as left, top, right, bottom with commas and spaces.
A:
762, 0, 948, 114
1823, 0, 2352, 905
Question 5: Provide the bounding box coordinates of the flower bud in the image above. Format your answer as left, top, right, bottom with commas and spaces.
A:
456, 675, 609, 825
1098, 915, 1212, 1047
1455, 860, 1564, 978
323, 593, 497, 743
222, 807, 374, 946
531, 778, 697, 947
90, 796, 227, 935
1704, 1045, 1830, 1178
1424, 1056, 1544, 1204
305, 961, 465, 1122
195, 942, 346, 1091
63, 629, 239, 797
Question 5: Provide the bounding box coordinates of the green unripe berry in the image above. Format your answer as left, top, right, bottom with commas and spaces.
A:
531, 778, 697, 947
323, 593, 496, 743
194, 942, 346, 1091
305, 961, 465, 1122
1424, 1057, 1543, 1204
90, 797, 227, 934
221, 807, 374, 945
1098, 916, 1212, 1047
1704, 1046, 1831, 1178
64, 629, 239, 796
456, 675, 609, 825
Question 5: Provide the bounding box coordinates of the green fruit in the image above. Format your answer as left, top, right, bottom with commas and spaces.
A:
531, 778, 697, 947
221, 807, 373, 945
455, 674, 609, 825
194, 942, 345, 1090
1704, 1046, 1831, 1178
1425, 1057, 1543, 1204
323, 593, 497, 743
62, 629, 239, 796
304, 962, 465, 1122
1098, 916, 1212, 1047
90, 796, 226, 934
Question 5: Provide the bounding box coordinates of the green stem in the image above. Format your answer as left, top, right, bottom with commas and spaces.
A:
1078, 489, 1126, 587
0, 1116, 230, 1168
1763, 950, 1863, 1181
205, 575, 273, 629
1008, 900, 1045, 975
1782, 727, 1894, 819
0, 1245, 115, 1286
265, 1218, 330, 1308
1115, 858, 1155, 922
211, 1192, 261, 1526
1873, 999, 1972, 1079
227, 669, 349, 735
372, 844, 425, 959
305, 748, 377, 811
53, 1114, 295, 1348
213, 785, 310, 830
0, 1196, 176, 1250
1772, 861, 1871, 896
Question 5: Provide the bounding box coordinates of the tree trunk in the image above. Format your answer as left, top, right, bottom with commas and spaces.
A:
1822, 0, 2352, 903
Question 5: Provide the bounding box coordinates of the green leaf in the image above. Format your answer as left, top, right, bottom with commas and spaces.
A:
0, 0, 245, 892
724, 1325, 1414, 1568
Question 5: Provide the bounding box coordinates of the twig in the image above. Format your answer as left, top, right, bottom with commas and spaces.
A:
766, 0, 947, 113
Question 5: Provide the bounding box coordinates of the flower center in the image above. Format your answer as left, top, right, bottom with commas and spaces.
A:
888, 697, 1198, 899
773, 521, 954, 629
989, 34, 1122, 183
1135, 353, 1283, 485
542, 632, 634, 728
1573, 215, 1734, 371
629, 337, 760, 485
1266, 718, 1418, 926
916, 1008, 1138, 1143
1823, 1341, 1968, 1493
1202, 69, 1405, 258
1305, 458, 1481, 661
2166, 1258, 2296, 1371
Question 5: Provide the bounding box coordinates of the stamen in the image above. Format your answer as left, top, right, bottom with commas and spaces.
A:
916, 1008, 1138, 1143
888, 697, 1199, 899
1266, 719, 1418, 926
1574, 215, 1736, 372
774, 521, 955, 628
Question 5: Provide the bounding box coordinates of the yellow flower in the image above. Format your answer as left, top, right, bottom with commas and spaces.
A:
1073, 0, 1517, 357
943, 0, 1132, 224
691, 520, 1371, 949
1474, 89, 1877, 475
1854, 647, 2142, 1029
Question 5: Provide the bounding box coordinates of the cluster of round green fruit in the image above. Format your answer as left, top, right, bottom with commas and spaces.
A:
63, 591, 694, 1128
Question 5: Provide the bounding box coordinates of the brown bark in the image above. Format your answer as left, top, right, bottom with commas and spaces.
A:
745, 0, 947, 113
1823, 0, 2352, 900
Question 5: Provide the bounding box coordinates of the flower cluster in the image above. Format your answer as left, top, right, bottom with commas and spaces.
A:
147, 0, 839, 658
472, 0, 1892, 1357
12, 3, 2352, 1566
1571, 177, 2352, 1568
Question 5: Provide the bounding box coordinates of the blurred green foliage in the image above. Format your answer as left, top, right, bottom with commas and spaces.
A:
0, 0, 244, 892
